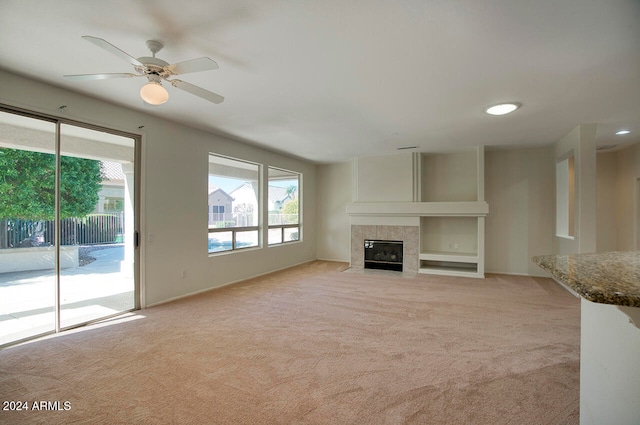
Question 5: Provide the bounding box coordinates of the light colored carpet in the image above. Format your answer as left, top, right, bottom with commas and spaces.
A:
0, 261, 580, 424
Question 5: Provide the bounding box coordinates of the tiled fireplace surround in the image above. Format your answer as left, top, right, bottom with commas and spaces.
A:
350, 225, 419, 273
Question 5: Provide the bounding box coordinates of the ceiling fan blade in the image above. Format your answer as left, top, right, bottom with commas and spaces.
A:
63, 73, 140, 81
170, 79, 225, 104
82, 36, 145, 68
166, 57, 219, 75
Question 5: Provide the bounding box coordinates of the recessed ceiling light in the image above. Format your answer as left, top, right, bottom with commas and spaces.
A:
484, 103, 521, 116
616, 130, 631, 135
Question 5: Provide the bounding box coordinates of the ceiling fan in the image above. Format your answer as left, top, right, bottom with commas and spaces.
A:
64, 36, 224, 105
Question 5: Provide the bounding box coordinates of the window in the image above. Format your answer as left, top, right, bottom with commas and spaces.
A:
556, 155, 575, 238
268, 167, 300, 245
208, 154, 260, 253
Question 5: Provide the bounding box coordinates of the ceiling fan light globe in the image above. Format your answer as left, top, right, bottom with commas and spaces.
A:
140, 81, 169, 105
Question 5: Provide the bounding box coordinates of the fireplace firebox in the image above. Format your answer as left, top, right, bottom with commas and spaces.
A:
364, 239, 403, 272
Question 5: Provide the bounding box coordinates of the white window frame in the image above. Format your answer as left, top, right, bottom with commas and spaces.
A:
267, 166, 301, 246
208, 154, 261, 254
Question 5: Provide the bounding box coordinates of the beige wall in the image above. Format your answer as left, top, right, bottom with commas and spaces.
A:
421, 150, 478, 202
484, 147, 555, 276
0, 70, 318, 307
595, 143, 640, 253
316, 161, 351, 261
614, 142, 640, 250
596, 152, 618, 252
353, 153, 414, 202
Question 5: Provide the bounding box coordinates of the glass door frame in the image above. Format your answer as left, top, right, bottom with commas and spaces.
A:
0, 104, 141, 345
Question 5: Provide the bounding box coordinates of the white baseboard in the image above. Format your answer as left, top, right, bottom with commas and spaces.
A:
485, 270, 531, 276
485, 270, 550, 278
145, 259, 317, 308
316, 257, 349, 263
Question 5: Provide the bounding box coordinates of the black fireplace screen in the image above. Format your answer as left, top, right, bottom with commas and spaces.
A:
364, 239, 403, 271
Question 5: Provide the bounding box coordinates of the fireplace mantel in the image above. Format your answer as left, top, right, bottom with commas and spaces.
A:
346, 201, 489, 217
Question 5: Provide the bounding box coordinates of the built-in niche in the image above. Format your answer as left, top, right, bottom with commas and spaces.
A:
419, 216, 480, 276
556, 154, 575, 238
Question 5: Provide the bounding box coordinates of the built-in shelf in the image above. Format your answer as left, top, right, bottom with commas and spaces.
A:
418, 261, 479, 277
415, 147, 485, 278
419, 251, 478, 263
419, 251, 482, 278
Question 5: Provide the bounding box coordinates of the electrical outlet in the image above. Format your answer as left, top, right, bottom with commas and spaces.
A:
181, 269, 187, 278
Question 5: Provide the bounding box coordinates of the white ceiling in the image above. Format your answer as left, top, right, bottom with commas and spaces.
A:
1, 0, 639, 163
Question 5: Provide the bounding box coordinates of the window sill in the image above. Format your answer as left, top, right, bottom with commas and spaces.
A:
268, 240, 302, 248
208, 245, 262, 257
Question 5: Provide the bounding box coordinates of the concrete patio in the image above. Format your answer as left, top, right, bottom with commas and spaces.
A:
0, 245, 135, 346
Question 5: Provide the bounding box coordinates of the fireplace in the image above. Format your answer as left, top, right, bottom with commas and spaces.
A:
364, 239, 403, 272
350, 225, 418, 273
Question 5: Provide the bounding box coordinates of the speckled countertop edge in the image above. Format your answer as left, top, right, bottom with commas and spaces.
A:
532, 251, 640, 307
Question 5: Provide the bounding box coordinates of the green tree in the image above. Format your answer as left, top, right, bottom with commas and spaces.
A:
59, 155, 104, 219
281, 199, 299, 224
0, 148, 55, 220
285, 185, 297, 200
0, 148, 104, 247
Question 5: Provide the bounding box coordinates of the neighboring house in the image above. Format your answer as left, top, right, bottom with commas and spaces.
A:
268, 185, 297, 226
229, 182, 258, 227
95, 161, 125, 214
208, 187, 234, 226
225, 182, 297, 227
268, 185, 295, 212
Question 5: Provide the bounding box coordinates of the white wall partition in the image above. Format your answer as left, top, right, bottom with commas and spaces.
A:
580, 300, 640, 425
554, 124, 597, 255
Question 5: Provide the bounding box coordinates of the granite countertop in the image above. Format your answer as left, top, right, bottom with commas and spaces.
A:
532, 251, 640, 307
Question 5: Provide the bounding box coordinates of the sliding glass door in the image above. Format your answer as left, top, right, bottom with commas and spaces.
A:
0, 112, 57, 344
0, 108, 139, 346
58, 123, 137, 328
